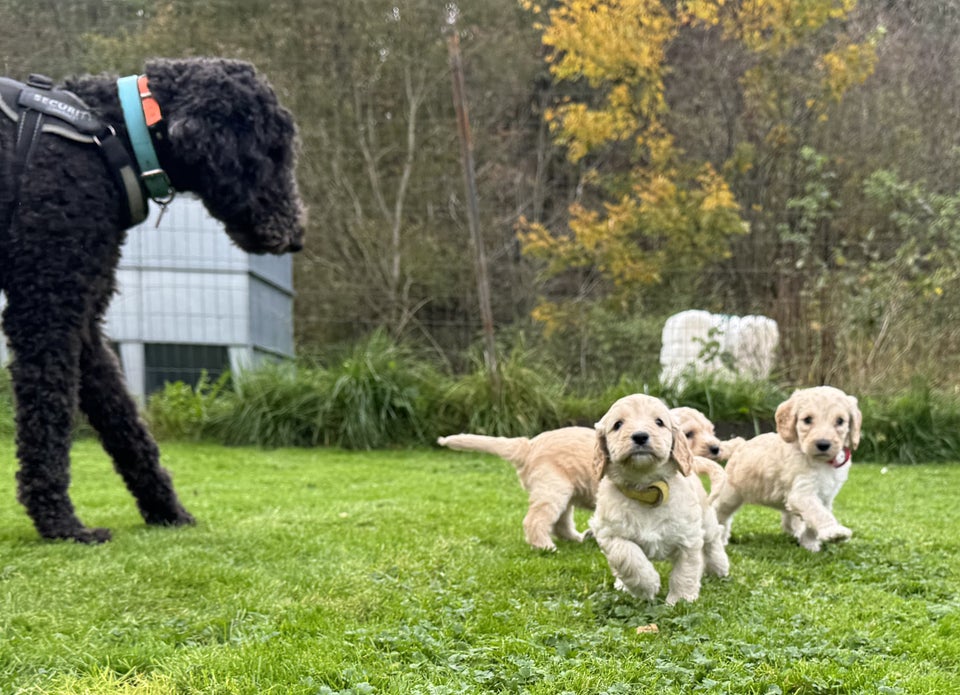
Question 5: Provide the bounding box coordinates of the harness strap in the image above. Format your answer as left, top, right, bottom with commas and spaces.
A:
97, 129, 148, 225
11, 95, 44, 209
1, 73, 149, 228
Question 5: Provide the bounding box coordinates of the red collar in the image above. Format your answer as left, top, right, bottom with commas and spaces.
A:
830, 447, 851, 468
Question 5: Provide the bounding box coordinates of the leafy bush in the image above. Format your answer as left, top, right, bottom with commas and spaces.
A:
531, 304, 666, 391
314, 331, 443, 449
659, 374, 788, 437
858, 380, 960, 463
146, 371, 231, 441
203, 331, 442, 449
137, 335, 960, 463
207, 362, 329, 448
438, 344, 565, 437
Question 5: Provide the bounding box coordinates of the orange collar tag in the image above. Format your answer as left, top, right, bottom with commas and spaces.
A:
136, 75, 162, 127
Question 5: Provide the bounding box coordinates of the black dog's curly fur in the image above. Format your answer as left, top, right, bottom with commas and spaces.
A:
0, 58, 305, 542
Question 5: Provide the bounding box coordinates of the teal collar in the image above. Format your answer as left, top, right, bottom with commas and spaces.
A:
116, 74, 173, 205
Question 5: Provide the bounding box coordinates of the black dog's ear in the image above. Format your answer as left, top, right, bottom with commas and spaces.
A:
166, 116, 202, 143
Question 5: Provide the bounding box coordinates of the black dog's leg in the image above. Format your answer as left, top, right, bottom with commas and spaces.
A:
78, 327, 195, 527
2, 302, 111, 543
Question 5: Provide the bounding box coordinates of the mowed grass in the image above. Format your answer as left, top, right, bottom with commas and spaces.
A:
0, 440, 958, 694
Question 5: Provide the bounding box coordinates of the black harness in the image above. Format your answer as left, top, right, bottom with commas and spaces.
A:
0, 73, 148, 228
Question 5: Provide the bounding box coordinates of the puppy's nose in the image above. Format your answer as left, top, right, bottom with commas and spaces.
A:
815, 439, 831, 452
631, 432, 649, 446
709, 444, 720, 456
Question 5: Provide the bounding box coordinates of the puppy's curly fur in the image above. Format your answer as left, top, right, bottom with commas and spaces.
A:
0, 58, 305, 542
589, 394, 729, 604
712, 386, 862, 552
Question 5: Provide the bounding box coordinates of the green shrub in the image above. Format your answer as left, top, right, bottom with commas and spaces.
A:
146, 371, 231, 441
207, 331, 442, 449
132, 335, 960, 463
208, 362, 329, 448
316, 331, 442, 449
858, 380, 960, 463
438, 344, 565, 437
659, 373, 787, 436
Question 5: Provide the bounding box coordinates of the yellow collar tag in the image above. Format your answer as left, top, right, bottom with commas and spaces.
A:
617, 480, 669, 506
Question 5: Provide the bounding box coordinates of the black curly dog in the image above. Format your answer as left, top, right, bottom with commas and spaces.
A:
0, 58, 305, 542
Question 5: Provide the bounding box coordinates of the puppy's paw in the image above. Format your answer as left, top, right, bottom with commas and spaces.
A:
666, 588, 700, 605
819, 524, 852, 543
705, 555, 730, 578
614, 574, 659, 602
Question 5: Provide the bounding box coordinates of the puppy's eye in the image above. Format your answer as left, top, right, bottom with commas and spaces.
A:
612, 420, 624, 432
836, 417, 845, 426
685, 430, 695, 439
655, 418, 665, 428
802, 416, 814, 425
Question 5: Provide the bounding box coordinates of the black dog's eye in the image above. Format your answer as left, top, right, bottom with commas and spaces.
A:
612, 420, 624, 432
803, 416, 814, 425
655, 418, 665, 428
836, 417, 845, 426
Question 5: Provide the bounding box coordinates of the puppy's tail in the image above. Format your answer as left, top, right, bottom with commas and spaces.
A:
437, 434, 532, 469
692, 455, 727, 502
718, 436, 746, 461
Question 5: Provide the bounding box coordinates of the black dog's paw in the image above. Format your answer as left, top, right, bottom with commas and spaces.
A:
78, 527, 113, 543
144, 505, 196, 527
44, 526, 113, 544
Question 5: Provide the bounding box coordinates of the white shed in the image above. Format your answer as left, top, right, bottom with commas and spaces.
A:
0, 196, 294, 401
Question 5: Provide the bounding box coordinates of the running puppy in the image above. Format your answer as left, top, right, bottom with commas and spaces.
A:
589, 394, 729, 604
437, 428, 596, 551
712, 386, 861, 552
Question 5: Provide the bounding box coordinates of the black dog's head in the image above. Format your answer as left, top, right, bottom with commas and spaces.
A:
147, 58, 306, 254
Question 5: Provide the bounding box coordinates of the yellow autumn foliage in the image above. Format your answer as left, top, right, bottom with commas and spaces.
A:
519, 0, 876, 315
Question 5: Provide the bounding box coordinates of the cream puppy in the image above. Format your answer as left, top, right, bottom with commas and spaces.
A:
589, 394, 729, 605
712, 386, 862, 552
670, 406, 724, 459
670, 405, 743, 495
438, 428, 596, 551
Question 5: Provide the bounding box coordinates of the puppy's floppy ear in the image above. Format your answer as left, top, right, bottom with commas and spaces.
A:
775, 393, 799, 443
594, 422, 611, 479
847, 395, 862, 450
670, 418, 694, 476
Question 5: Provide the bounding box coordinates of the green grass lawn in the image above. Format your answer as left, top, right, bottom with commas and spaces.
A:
0, 440, 958, 694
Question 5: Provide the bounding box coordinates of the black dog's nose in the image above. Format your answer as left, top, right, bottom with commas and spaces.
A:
631, 432, 649, 446
815, 439, 831, 452
709, 444, 720, 456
